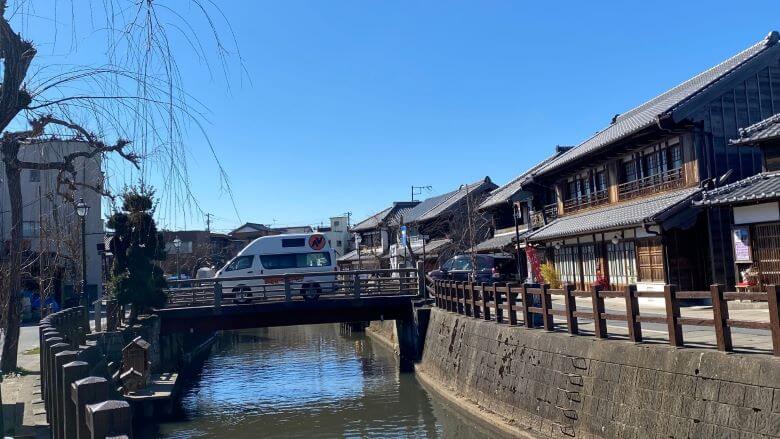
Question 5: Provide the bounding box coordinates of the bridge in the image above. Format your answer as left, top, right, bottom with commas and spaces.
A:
155, 267, 426, 333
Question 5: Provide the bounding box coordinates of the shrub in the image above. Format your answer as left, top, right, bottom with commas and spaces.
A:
540, 263, 561, 289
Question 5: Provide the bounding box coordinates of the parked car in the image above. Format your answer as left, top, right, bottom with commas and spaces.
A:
428, 253, 516, 284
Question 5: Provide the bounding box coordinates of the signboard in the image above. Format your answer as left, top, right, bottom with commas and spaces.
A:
732, 226, 752, 263
308, 234, 327, 251
400, 226, 407, 246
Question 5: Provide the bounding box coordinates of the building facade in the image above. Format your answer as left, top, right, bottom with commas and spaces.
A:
0, 140, 104, 305
522, 31, 780, 292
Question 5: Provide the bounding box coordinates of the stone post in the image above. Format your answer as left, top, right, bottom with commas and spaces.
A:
86, 400, 132, 439
47, 342, 69, 421
71, 377, 109, 439
53, 350, 79, 439
61, 361, 90, 439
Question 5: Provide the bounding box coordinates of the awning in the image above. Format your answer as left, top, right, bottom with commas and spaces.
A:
390, 238, 452, 260
473, 231, 527, 252
528, 187, 701, 241
694, 172, 780, 206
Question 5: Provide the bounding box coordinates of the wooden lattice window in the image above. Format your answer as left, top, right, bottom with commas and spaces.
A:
751, 222, 780, 286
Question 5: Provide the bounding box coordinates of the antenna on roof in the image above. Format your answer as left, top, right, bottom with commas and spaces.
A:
411, 185, 432, 201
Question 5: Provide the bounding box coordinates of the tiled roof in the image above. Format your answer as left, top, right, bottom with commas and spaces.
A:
352, 202, 421, 232
351, 206, 393, 232
474, 231, 524, 252
528, 187, 701, 241
391, 238, 452, 259
731, 114, 780, 145
399, 177, 497, 225
479, 147, 571, 210
694, 172, 780, 206
337, 246, 386, 262
533, 31, 780, 177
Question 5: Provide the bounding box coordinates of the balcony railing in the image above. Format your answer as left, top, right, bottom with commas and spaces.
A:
562, 189, 609, 213
531, 203, 560, 228
618, 168, 684, 201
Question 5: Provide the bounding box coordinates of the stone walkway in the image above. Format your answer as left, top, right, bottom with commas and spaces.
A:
2, 324, 49, 438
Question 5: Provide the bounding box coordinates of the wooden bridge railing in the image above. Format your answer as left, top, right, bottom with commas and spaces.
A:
163, 266, 425, 308
427, 279, 780, 356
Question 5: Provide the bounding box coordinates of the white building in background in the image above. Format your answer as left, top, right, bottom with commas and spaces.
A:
316, 216, 350, 258
0, 140, 103, 304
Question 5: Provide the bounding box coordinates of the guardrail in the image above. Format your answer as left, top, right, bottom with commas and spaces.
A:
164, 267, 424, 308
427, 279, 780, 356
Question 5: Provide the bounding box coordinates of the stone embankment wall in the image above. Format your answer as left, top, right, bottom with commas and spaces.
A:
417, 308, 780, 439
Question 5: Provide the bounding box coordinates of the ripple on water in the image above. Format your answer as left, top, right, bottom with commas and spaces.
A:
156, 325, 509, 439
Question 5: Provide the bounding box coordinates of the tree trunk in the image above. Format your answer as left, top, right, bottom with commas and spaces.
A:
1, 153, 23, 372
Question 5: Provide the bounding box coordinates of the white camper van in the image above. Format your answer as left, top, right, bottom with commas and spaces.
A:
214, 233, 336, 301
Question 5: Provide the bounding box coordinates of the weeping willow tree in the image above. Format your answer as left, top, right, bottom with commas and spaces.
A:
107, 186, 167, 322
0, 0, 243, 372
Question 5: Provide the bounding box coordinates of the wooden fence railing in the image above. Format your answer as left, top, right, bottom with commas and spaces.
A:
164, 267, 424, 308
426, 278, 780, 356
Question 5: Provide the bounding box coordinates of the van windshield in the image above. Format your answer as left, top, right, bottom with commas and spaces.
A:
259, 252, 331, 270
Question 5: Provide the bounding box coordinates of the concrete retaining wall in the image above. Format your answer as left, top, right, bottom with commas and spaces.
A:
417, 308, 780, 439
367, 320, 399, 352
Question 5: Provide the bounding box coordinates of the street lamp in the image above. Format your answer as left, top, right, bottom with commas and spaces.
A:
75, 198, 90, 332
173, 237, 182, 280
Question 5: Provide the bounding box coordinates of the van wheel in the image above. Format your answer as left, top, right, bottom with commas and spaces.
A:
233, 287, 250, 303
303, 287, 320, 301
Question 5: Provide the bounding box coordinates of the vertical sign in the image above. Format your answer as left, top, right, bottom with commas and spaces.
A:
400, 226, 407, 247
732, 226, 751, 263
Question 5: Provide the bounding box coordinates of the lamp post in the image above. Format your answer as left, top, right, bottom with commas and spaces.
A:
75, 198, 90, 332
173, 237, 182, 280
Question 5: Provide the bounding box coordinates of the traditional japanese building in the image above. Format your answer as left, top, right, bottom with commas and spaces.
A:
524, 31, 780, 292
337, 201, 419, 270
695, 114, 780, 289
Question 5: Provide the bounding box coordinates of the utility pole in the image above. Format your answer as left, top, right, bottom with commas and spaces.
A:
205, 213, 213, 233
344, 211, 352, 229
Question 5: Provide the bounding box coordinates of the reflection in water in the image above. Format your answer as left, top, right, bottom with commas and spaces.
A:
154, 324, 505, 439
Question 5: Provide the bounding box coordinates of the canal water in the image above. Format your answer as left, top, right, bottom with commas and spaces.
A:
151, 324, 508, 439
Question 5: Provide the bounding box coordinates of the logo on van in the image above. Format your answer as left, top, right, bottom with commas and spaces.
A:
309, 234, 326, 251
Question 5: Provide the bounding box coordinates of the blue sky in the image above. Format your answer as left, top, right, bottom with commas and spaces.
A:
17, 1, 780, 232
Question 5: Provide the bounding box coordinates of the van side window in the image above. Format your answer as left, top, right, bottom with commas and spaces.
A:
225, 255, 254, 271
259, 252, 331, 270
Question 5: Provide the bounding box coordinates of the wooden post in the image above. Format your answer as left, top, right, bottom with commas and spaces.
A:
464, 283, 473, 317
664, 284, 684, 348
284, 275, 292, 301
86, 400, 132, 439
353, 275, 361, 299
625, 284, 642, 342
417, 261, 426, 298
563, 284, 578, 335
507, 283, 517, 325
62, 361, 90, 439
521, 284, 532, 328
471, 283, 480, 319
710, 284, 732, 352
481, 282, 490, 321
53, 350, 79, 439
590, 285, 607, 339
461, 282, 468, 315
767, 284, 780, 356
541, 283, 554, 331
213, 281, 223, 309
71, 377, 109, 439
494, 283, 503, 324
